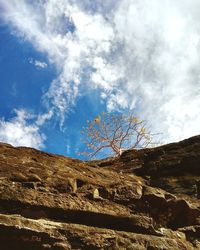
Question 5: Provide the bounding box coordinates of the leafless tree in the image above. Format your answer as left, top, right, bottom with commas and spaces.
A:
80, 112, 157, 159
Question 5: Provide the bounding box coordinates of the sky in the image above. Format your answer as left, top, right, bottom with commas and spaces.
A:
0, 0, 200, 159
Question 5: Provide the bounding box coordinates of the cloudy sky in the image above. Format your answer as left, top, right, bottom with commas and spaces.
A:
0, 0, 200, 158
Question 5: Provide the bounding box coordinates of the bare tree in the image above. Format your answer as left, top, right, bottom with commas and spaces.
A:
80, 112, 156, 159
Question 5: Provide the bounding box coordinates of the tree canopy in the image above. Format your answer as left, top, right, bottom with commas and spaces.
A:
80, 112, 156, 159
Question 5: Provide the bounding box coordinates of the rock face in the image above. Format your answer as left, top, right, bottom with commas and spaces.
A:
0, 136, 200, 250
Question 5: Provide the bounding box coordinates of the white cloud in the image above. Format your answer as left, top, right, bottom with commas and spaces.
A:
36, 109, 54, 126
0, 109, 45, 149
1, 0, 200, 143
0, 0, 116, 116
112, 0, 200, 142
29, 58, 48, 69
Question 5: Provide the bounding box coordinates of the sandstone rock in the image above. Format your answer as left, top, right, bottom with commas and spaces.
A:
0, 136, 200, 249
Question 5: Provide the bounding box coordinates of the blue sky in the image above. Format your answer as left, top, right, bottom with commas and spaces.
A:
0, 22, 106, 158
0, 0, 200, 159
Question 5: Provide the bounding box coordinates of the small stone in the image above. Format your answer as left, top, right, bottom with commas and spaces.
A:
93, 188, 103, 200
68, 178, 77, 193
93, 188, 99, 199
136, 186, 143, 196
42, 244, 51, 249
53, 242, 70, 250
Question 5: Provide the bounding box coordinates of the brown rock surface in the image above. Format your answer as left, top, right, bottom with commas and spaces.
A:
0, 136, 200, 249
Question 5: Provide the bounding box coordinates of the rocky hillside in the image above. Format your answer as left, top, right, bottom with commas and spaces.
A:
0, 135, 200, 250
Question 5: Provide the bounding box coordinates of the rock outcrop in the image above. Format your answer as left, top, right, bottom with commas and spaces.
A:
0, 136, 200, 249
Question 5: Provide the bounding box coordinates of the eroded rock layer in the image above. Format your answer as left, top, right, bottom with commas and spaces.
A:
0, 136, 200, 249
